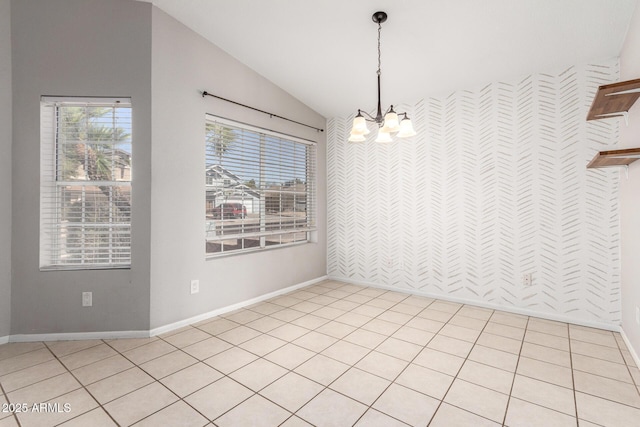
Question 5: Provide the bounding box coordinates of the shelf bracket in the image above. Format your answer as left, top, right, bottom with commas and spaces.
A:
624, 164, 629, 180
595, 111, 629, 125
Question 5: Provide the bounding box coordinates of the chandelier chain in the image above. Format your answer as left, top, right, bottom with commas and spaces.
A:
377, 22, 382, 77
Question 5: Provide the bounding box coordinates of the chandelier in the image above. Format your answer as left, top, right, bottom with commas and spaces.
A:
348, 11, 416, 143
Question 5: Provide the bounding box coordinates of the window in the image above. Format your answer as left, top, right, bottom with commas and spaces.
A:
40, 97, 132, 270
205, 115, 316, 256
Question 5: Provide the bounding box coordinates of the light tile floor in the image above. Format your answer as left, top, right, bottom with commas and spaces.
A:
1, 280, 640, 426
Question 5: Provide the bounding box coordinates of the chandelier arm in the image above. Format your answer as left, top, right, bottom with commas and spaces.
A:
357, 109, 378, 121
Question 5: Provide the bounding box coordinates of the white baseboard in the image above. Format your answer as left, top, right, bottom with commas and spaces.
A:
329, 275, 619, 332
619, 328, 640, 368
149, 275, 329, 337
1, 276, 329, 344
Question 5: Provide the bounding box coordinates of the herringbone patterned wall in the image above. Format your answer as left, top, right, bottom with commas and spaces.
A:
327, 60, 621, 326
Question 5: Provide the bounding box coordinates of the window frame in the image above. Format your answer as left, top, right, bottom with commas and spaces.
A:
205, 115, 317, 258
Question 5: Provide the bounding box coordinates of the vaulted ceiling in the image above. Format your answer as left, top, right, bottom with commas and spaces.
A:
148, 0, 638, 118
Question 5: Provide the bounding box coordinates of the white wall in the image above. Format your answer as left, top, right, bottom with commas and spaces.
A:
0, 0, 12, 340
328, 60, 621, 328
11, 0, 152, 334
149, 8, 327, 329
620, 4, 640, 355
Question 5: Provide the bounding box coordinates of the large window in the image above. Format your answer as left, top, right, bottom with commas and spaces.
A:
40, 97, 132, 270
205, 116, 316, 256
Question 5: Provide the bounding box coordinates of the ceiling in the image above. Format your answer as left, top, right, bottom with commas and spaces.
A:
148, 0, 637, 118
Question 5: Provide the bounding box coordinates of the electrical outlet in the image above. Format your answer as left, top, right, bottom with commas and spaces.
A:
190, 279, 199, 294
522, 273, 532, 286
82, 292, 92, 307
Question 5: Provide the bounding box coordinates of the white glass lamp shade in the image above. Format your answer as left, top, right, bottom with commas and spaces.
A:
397, 117, 416, 138
348, 133, 366, 142
380, 111, 400, 133
351, 115, 370, 135
375, 129, 393, 143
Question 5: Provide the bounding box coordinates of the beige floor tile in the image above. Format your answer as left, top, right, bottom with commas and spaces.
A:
196, 318, 240, 336
427, 335, 474, 358
356, 288, 386, 298
217, 325, 262, 345
390, 303, 423, 316
229, 358, 288, 392
417, 308, 455, 323
571, 340, 625, 364
329, 367, 390, 405
0, 416, 19, 427
344, 293, 374, 305
269, 296, 303, 308
335, 312, 372, 328
215, 394, 290, 426
297, 388, 367, 427
458, 306, 493, 320
520, 341, 571, 367
440, 324, 482, 342
310, 306, 346, 321
122, 340, 176, 365
379, 291, 409, 303
182, 336, 233, 360
132, 400, 208, 427
58, 408, 117, 427
354, 409, 408, 427
430, 403, 500, 427
246, 316, 286, 333
223, 309, 264, 325
413, 347, 465, 376
457, 360, 514, 394
0, 359, 67, 392
301, 292, 331, 304
403, 295, 434, 308
185, 376, 253, 421
314, 321, 357, 339
0, 394, 9, 420
570, 328, 617, 348
484, 322, 525, 340
352, 304, 386, 318
372, 383, 439, 426
574, 370, 640, 408
469, 345, 519, 372
86, 367, 155, 404
294, 354, 350, 386
71, 354, 134, 385
572, 353, 634, 383
376, 337, 421, 361
390, 326, 435, 346
139, 350, 198, 379
46, 340, 103, 358
405, 317, 445, 333
104, 382, 177, 426
355, 351, 408, 381
429, 300, 462, 313
621, 349, 637, 367
329, 299, 360, 312
524, 330, 570, 351
246, 302, 285, 316
0, 348, 55, 376
365, 299, 398, 310
321, 340, 370, 365
160, 362, 223, 398
505, 398, 577, 427
264, 343, 315, 370
511, 374, 575, 415
576, 391, 640, 427
377, 310, 413, 324
395, 363, 454, 399
268, 324, 309, 342
293, 331, 338, 352
517, 357, 573, 388
527, 319, 569, 338
448, 314, 488, 331
59, 343, 118, 371
15, 388, 99, 427
104, 337, 158, 353
239, 334, 287, 356
477, 332, 523, 354
0, 343, 45, 362
444, 379, 509, 423
361, 318, 402, 336
290, 314, 329, 330
290, 301, 324, 314
7, 372, 80, 405
260, 372, 323, 411
203, 346, 258, 374
343, 329, 388, 349
159, 326, 193, 338
163, 328, 211, 348
489, 311, 528, 328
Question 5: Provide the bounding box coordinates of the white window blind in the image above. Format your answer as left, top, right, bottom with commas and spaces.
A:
40, 97, 132, 270
205, 115, 317, 256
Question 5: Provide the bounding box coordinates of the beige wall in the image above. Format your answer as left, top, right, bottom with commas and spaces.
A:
620, 3, 640, 357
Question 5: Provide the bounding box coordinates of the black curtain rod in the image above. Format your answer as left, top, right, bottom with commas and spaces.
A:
201, 91, 324, 133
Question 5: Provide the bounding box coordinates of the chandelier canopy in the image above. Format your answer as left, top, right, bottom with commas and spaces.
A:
348, 11, 416, 143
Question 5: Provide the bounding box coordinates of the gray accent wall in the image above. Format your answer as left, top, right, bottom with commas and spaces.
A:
0, 0, 12, 339
149, 8, 327, 329
11, 0, 152, 334
620, 4, 640, 357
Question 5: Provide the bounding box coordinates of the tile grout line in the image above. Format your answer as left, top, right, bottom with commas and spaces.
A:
500, 316, 530, 426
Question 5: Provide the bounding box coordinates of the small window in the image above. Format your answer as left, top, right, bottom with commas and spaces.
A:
40, 97, 132, 270
205, 116, 316, 256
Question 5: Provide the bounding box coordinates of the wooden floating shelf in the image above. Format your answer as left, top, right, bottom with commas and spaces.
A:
587, 148, 640, 169
587, 78, 640, 121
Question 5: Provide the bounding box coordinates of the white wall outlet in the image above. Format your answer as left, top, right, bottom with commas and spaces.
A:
190, 279, 199, 294
522, 273, 532, 286
82, 292, 92, 307
636, 306, 639, 325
